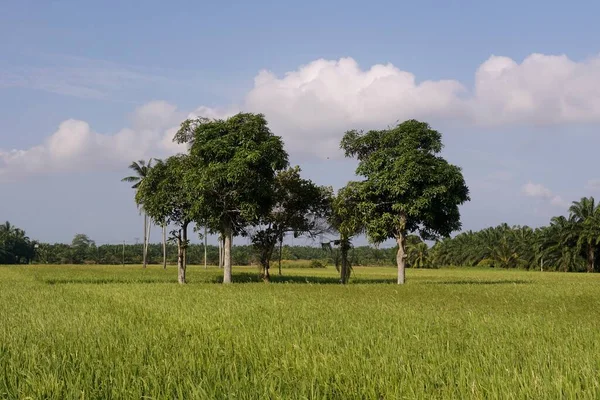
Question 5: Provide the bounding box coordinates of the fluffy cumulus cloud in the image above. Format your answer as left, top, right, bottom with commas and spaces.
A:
244, 57, 466, 156
3, 52, 600, 180
0, 101, 187, 181
471, 54, 600, 125
522, 182, 568, 208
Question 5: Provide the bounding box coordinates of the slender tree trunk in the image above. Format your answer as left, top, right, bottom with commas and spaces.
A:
396, 234, 406, 284
278, 235, 283, 275
162, 223, 167, 269
176, 229, 184, 283
261, 260, 271, 282
396, 214, 407, 284
340, 239, 350, 284
204, 226, 208, 269
177, 223, 189, 284
223, 227, 232, 284
588, 245, 595, 273
146, 218, 151, 265
142, 213, 148, 268
218, 234, 224, 268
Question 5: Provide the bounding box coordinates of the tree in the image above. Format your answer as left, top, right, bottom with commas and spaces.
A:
122, 159, 153, 268
341, 120, 470, 284
326, 182, 365, 284
405, 236, 429, 268
542, 216, 582, 272
249, 166, 332, 281
71, 234, 95, 264
136, 156, 193, 284
0, 222, 35, 264
178, 113, 289, 284
569, 197, 600, 273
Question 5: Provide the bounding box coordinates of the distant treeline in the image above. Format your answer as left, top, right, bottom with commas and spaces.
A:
33, 242, 399, 267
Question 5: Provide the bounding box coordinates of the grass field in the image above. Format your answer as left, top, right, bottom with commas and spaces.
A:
1, 265, 600, 399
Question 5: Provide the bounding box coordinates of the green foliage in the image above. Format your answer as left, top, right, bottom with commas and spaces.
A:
326, 182, 366, 283
121, 159, 153, 190
569, 197, 600, 272
136, 156, 193, 230
430, 197, 600, 272
182, 113, 289, 235
249, 166, 332, 278
3, 266, 600, 398
0, 221, 35, 264
308, 259, 326, 268
341, 120, 470, 243
70, 234, 96, 264
405, 235, 429, 268
29, 242, 401, 266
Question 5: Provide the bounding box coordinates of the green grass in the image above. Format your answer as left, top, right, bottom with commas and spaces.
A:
1, 265, 600, 399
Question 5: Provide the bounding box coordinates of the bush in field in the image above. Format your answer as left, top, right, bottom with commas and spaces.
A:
309, 260, 327, 269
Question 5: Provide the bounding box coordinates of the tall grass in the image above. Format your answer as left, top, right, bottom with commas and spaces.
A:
1, 265, 600, 398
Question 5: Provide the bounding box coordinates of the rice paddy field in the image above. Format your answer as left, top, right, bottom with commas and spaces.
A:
1, 265, 600, 399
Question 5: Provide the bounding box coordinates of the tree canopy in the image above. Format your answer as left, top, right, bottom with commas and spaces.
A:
181, 112, 289, 283
136, 155, 194, 283
250, 166, 332, 281
341, 119, 470, 283
0, 222, 35, 264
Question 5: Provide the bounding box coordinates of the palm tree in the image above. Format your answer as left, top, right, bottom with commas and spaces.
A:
569, 197, 600, 273
546, 215, 582, 272
122, 159, 153, 268
326, 183, 364, 284
406, 236, 429, 268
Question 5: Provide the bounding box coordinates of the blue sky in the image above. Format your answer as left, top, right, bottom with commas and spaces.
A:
2, 0, 600, 246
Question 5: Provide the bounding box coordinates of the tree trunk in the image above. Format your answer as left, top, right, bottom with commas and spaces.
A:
176, 229, 184, 284
218, 234, 224, 269
162, 223, 167, 269
396, 234, 406, 284
221, 236, 225, 268
177, 223, 188, 284
223, 227, 232, 284
142, 213, 148, 268
340, 239, 350, 284
261, 261, 271, 282
396, 214, 407, 285
588, 245, 595, 273
204, 226, 208, 269
278, 235, 283, 275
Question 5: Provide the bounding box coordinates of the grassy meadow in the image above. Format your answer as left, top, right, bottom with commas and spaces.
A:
1, 265, 600, 399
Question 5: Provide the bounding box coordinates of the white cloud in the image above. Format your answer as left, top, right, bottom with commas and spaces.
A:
521, 182, 568, 208
4, 53, 600, 180
242, 53, 600, 156
244, 57, 466, 157
0, 102, 187, 182
522, 182, 553, 198
471, 53, 600, 125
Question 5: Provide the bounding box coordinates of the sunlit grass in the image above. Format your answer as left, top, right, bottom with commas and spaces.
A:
1, 265, 600, 398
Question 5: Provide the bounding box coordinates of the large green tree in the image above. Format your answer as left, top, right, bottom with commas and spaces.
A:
136, 156, 194, 284
177, 113, 289, 283
341, 120, 470, 284
250, 166, 332, 281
